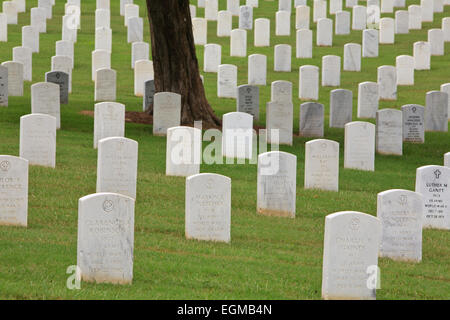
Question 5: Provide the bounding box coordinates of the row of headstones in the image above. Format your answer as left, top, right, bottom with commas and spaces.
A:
191, 0, 450, 46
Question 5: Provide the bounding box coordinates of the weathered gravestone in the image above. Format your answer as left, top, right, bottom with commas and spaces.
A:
299, 65, 319, 100
357, 81, 379, 118
362, 29, 379, 58
131, 42, 149, 69
239, 5, 253, 30
166, 126, 201, 177
143, 79, 155, 112
266, 101, 293, 145
31, 82, 61, 129
0, 155, 28, 227
344, 121, 375, 171
321, 211, 381, 300
93, 102, 125, 149
376, 109, 403, 155
20, 114, 56, 168
330, 89, 352, 128
222, 112, 253, 159
343, 43, 361, 72
377, 189, 423, 262
217, 64, 237, 98
237, 85, 259, 121
248, 54, 266, 86
77, 192, 135, 284
153, 92, 182, 136
95, 68, 116, 102
300, 102, 324, 137
415, 165, 450, 230
45, 71, 69, 105
425, 91, 448, 132
305, 139, 339, 191
97, 137, 138, 199
401, 105, 424, 143
1, 61, 23, 96
185, 173, 231, 243
257, 151, 297, 218
377, 66, 397, 100
0, 66, 7, 107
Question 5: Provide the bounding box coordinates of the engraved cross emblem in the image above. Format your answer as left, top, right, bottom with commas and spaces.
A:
434, 169, 441, 179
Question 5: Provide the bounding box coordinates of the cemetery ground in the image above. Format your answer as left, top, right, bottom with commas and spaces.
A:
0, 0, 449, 299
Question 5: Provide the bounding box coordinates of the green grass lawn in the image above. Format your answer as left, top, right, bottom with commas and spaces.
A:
0, 0, 449, 299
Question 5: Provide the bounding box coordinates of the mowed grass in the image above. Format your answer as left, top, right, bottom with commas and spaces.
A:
0, 0, 449, 299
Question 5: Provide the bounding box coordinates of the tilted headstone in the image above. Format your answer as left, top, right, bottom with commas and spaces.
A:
185, 173, 231, 243
217, 64, 237, 98
131, 42, 149, 69
77, 192, 135, 284
230, 29, 247, 57
12, 47, 32, 82
0, 66, 8, 107
362, 29, 379, 57
377, 66, 397, 100
425, 91, 448, 132
134, 59, 153, 97
402, 105, 425, 143
357, 81, 379, 118
274, 44, 291, 72
299, 65, 319, 100
413, 41, 430, 70
296, 29, 312, 58
343, 43, 361, 72
237, 85, 259, 121
257, 151, 297, 218
248, 54, 266, 86
20, 114, 56, 168
95, 68, 116, 102
204, 44, 221, 73
153, 92, 182, 136
300, 102, 324, 137
166, 126, 201, 177
143, 79, 155, 112
322, 55, 341, 87
97, 137, 138, 199
377, 189, 423, 262
376, 109, 403, 155
0, 155, 28, 227
266, 101, 293, 145
344, 121, 375, 171
330, 89, 353, 128
415, 165, 450, 230
322, 211, 381, 300
222, 112, 253, 159
31, 82, 61, 129
254, 18, 270, 47
275, 10, 291, 36
305, 139, 339, 191
94, 102, 125, 149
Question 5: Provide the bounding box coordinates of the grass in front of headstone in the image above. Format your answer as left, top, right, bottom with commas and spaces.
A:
0, 0, 449, 299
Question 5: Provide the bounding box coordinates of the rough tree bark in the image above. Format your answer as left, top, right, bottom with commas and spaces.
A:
146, 0, 221, 128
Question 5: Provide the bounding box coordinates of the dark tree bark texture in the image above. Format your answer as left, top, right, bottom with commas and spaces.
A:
146, 0, 221, 128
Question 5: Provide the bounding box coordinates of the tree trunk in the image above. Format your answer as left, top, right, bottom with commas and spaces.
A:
145, 0, 221, 128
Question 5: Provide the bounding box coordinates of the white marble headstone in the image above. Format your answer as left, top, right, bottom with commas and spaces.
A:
153, 92, 182, 136
376, 109, 403, 155
344, 121, 375, 171
166, 126, 201, 177
305, 139, 339, 191
94, 102, 125, 149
